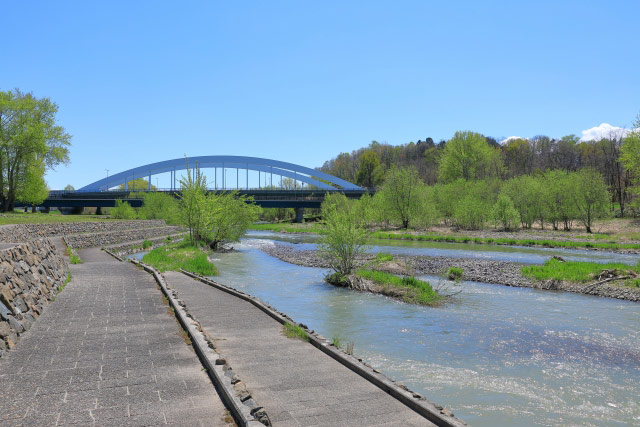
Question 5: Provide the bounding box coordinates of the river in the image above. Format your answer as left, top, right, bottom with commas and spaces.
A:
129, 233, 640, 425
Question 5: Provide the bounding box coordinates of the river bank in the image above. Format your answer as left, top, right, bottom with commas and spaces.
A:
261, 243, 640, 302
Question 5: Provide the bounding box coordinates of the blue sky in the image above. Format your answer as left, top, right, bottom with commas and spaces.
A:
2, 1, 639, 189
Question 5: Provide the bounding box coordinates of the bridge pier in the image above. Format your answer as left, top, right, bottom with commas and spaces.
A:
294, 207, 304, 223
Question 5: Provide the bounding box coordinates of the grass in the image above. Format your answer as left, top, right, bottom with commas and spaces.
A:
374, 253, 394, 262
249, 223, 325, 234
142, 241, 218, 275
142, 240, 153, 249
370, 231, 640, 251
355, 269, 441, 305
66, 246, 83, 264
447, 267, 463, 280
625, 279, 640, 288
282, 322, 309, 342
52, 272, 72, 301
521, 258, 640, 283
0, 211, 116, 225
331, 336, 342, 347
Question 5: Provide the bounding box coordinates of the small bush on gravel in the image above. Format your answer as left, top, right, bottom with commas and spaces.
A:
447, 267, 463, 280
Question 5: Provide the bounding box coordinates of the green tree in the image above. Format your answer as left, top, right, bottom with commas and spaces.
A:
491, 194, 520, 230
453, 194, 490, 230
355, 150, 384, 188
438, 131, 503, 182
573, 168, 610, 233
118, 178, 156, 191
64, 184, 75, 191
16, 158, 49, 210
140, 192, 180, 224
621, 114, 640, 199
433, 180, 466, 226
201, 191, 261, 250
377, 166, 424, 228
0, 89, 71, 211
542, 170, 578, 231
319, 193, 368, 276
179, 162, 208, 244
501, 175, 545, 228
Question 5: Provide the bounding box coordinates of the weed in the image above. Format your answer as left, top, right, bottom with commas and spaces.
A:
345, 341, 355, 355
283, 323, 309, 341
332, 336, 342, 347
624, 278, 640, 288
142, 240, 153, 249
447, 267, 463, 280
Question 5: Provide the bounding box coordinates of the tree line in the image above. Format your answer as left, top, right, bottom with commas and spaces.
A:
320, 120, 640, 217
318, 166, 611, 234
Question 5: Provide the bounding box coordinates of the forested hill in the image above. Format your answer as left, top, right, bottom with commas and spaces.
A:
318, 131, 633, 216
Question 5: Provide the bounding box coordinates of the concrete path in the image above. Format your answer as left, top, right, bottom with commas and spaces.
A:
163, 271, 434, 427
0, 248, 232, 426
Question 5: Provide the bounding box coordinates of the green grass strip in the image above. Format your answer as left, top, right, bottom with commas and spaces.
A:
282, 322, 309, 341
521, 259, 640, 282
370, 232, 640, 251
248, 223, 325, 234
355, 269, 440, 305
142, 241, 217, 275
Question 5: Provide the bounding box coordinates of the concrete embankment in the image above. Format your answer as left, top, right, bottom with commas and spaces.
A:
261, 244, 640, 302
159, 270, 465, 426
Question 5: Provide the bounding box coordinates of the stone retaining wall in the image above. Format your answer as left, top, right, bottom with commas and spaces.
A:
0, 220, 166, 243
0, 238, 68, 358
64, 226, 185, 249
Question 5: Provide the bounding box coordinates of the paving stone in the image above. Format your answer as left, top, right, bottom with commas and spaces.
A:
0, 247, 231, 426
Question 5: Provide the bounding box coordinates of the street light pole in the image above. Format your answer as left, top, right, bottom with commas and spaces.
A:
105, 169, 110, 191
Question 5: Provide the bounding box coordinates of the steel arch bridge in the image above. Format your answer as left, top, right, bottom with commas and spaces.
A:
79, 156, 362, 192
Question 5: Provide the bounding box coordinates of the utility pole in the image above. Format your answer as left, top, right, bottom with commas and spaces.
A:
105, 169, 109, 191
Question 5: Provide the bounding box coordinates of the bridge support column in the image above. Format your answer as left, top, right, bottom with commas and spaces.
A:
43, 206, 50, 214
294, 207, 304, 223
95, 206, 103, 215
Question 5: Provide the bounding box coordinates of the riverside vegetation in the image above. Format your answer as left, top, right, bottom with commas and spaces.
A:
128, 162, 259, 274
318, 193, 442, 305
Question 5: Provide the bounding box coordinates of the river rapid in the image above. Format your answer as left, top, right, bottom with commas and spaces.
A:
129, 233, 640, 426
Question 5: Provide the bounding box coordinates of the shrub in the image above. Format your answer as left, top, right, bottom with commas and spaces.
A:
111, 200, 137, 219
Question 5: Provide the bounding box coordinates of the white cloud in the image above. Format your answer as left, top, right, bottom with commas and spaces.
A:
580, 123, 631, 141
500, 136, 527, 144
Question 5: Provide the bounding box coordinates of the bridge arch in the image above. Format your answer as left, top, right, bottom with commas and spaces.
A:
78, 156, 362, 191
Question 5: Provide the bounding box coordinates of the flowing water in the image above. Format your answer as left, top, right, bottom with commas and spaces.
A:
129, 235, 640, 425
